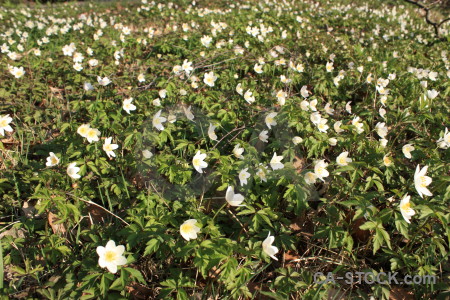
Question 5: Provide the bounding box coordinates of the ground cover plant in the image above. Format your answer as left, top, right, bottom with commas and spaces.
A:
0, 0, 449, 298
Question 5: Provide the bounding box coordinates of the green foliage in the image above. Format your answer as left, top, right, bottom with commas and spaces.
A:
0, 0, 449, 299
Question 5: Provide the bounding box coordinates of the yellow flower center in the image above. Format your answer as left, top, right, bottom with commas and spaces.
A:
193, 158, 201, 167
79, 127, 88, 135
51, 157, 58, 164
87, 130, 97, 138
401, 202, 411, 212
104, 250, 117, 263
420, 176, 427, 187
0, 120, 7, 127
104, 144, 113, 151
181, 223, 193, 234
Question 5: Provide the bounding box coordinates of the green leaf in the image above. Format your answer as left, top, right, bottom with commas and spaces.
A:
144, 238, 161, 256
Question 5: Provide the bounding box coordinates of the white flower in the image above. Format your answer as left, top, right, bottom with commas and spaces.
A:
254, 63, 263, 74
402, 144, 415, 159
203, 71, 217, 87
183, 105, 195, 121
414, 165, 432, 198
280, 75, 291, 84
324, 103, 334, 115
345, 101, 352, 114
326, 61, 334, 72
123, 97, 136, 114
265, 112, 277, 129
305, 172, 317, 184
317, 118, 329, 133
152, 110, 167, 131
379, 108, 386, 119
200, 35, 212, 47
383, 154, 393, 167
300, 85, 309, 98
437, 127, 450, 149
10, 66, 25, 78
62, 43, 76, 56
87, 59, 98, 67
159, 90, 167, 99
242, 89, 255, 104
428, 71, 438, 81
97, 76, 111, 86
77, 124, 90, 138
380, 139, 388, 148
352, 116, 364, 134
103, 137, 119, 158
375, 122, 388, 138
181, 59, 193, 74
67, 162, 81, 179
256, 164, 270, 182
239, 168, 251, 186
86, 128, 101, 143
73, 52, 84, 63
262, 232, 279, 261
328, 138, 337, 146
426, 89, 439, 99
180, 219, 201, 241
399, 194, 415, 224
173, 65, 182, 74
314, 160, 329, 182
259, 130, 269, 143
46, 152, 60, 167
270, 152, 284, 170
84, 82, 94, 91
73, 63, 83, 72
334, 121, 344, 133
208, 123, 218, 141
300, 100, 309, 111
236, 83, 243, 95
293, 136, 303, 145
233, 143, 244, 159
225, 186, 245, 206
0, 114, 13, 136
96, 240, 127, 274
142, 149, 153, 158
137, 73, 145, 82
309, 99, 318, 111
275, 90, 287, 106
336, 151, 352, 166
192, 150, 208, 173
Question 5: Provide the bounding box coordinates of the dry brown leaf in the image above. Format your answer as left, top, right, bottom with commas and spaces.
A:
22, 201, 37, 219
47, 212, 66, 235
126, 282, 154, 300
283, 250, 300, 262
208, 265, 221, 280
389, 287, 414, 300
88, 204, 108, 224
0, 227, 26, 239
327, 287, 347, 300
293, 155, 306, 173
